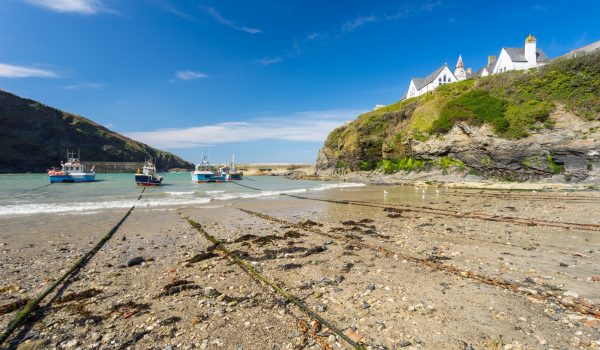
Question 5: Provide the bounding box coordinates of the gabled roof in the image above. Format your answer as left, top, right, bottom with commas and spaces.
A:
503, 47, 550, 62
412, 64, 448, 90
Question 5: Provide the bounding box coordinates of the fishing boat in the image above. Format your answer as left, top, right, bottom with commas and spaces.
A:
211, 164, 231, 183
48, 150, 96, 183
135, 160, 163, 186
191, 155, 216, 183
228, 154, 243, 180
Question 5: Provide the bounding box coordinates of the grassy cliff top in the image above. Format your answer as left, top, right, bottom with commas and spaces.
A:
321, 50, 600, 169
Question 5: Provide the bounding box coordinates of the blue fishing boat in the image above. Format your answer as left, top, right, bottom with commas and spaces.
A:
48, 150, 96, 183
135, 160, 163, 186
191, 155, 216, 183
211, 164, 231, 183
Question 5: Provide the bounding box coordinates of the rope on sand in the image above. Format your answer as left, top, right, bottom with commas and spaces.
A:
182, 215, 367, 350
0, 187, 146, 346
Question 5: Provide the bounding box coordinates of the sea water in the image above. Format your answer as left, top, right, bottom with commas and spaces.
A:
0, 173, 363, 217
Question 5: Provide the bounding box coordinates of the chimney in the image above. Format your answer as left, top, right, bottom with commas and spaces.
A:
467, 67, 472, 75
487, 55, 497, 66
525, 34, 537, 66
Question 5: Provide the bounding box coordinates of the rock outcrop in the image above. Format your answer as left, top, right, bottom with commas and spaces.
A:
0, 89, 193, 172
316, 51, 600, 183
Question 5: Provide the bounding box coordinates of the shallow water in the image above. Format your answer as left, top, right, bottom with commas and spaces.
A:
0, 173, 363, 216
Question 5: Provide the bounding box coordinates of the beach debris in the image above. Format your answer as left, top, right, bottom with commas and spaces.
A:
233, 234, 259, 243
0, 298, 29, 316
299, 219, 323, 227
283, 230, 304, 238
184, 251, 217, 264
253, 234, 284, 246
303, 245, 327, 257
159, 316, 181, 325
110, 301, 150, 318
126, 256, 145, 267
591, 275, 600, 282
155, 280, 201, 298
344, 329, 364, 343
280, 263, 302, 270
56, 288, 102, 304
341, 262, 354, 273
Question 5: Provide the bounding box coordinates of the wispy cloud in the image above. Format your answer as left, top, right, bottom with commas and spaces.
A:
174, 70, 207, 81
62, 82, 103, 89
0, 63, 59, 78
255, 2, 443, 65
201, 6, 261, 34
126, 109, 364, 149
341, 15, 377, 32
254, 56, 283, 66
24, 0, 110, 15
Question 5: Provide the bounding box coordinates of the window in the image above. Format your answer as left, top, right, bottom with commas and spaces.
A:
443, 75, 447, 82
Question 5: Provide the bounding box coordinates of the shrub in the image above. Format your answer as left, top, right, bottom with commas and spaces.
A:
378, 157, 426, 174
431, 90, 507, 134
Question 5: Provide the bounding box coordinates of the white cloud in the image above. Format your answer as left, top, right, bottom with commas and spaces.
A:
0, 63, 59, 78
24, 0, 109, 14
341, 15, 377, 32
174, 70, 207, 81
202, 6, 261, 34
254, 56, 283, 66
125, 109, 365, 149
63, 82, 103, 89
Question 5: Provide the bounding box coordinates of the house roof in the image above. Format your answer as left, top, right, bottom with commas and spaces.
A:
503, 47, 550, 63
564, 40, 600, 58
412, 64, 448, 90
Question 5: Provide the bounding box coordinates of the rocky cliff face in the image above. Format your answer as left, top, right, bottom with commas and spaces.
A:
0, 90, 193, 172
408, 110, 600, 182
316, 51, 600, 183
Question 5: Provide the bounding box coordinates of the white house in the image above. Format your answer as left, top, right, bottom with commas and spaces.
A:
405, 55, 469, 99
475, 56, 497, 77
492, 34, 549, 74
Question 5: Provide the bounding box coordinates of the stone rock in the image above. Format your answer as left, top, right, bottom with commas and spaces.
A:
127, 256, 144, 267
397, 340, 411, 347
563, 290, 579, 298
204, 287, 218, 297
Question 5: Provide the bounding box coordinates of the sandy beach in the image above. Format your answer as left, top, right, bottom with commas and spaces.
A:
1, 185, 600, 350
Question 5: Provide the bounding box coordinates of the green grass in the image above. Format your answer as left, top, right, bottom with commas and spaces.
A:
430, 90, 507, 134
378, 157, 426, 174
546, 155, 564, 175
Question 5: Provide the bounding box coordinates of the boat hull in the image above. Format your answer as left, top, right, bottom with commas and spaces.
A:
49, 173, 96, 183
192, 173, 215, 183
135, 174, 163, 186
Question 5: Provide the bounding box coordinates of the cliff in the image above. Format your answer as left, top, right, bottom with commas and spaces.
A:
317, 51, 600, 182
0, 90, 193, 173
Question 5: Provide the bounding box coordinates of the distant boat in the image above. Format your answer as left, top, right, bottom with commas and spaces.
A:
135, 160, 163, 186
191, 155, 216, 183
229, 154, 243, 180
48, 149, 96, 183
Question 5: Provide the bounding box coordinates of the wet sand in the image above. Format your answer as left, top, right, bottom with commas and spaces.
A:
1, 185, 600, 349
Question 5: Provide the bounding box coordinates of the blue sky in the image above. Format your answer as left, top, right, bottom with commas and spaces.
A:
1, 0, 599, 164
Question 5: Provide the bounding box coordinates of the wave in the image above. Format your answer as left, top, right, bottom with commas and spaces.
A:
166, 191, 196, 196
0, 182, 365, 217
